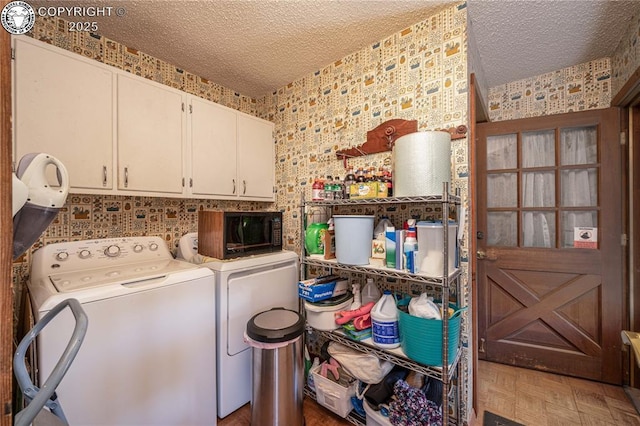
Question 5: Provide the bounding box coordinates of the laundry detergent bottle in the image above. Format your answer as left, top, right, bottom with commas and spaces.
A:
371, 290, 400, 349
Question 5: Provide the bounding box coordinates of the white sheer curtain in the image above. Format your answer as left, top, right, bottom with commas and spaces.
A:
522, 131, 555, 248
486, 134, 517, 246
560, 127, 597, 247
486, 127, 596, 248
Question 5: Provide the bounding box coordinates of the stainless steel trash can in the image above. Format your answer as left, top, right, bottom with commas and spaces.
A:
246, 307, 305, 426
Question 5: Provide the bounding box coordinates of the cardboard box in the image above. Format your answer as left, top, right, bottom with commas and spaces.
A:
372, 239, 385, 259
324, 230, 336, 259
385, 227, 396, 268
349, 182, 378, 199
298, 275, 348, 302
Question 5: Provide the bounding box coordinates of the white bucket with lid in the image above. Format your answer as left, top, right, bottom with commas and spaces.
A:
416, 221, 457, 277
333, 215, 374, 265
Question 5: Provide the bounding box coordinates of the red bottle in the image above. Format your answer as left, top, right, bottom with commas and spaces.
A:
312, 177, 325, 201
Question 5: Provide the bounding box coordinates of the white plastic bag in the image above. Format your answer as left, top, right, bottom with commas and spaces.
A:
327, 342, 394, 384
408, 293, 441, 319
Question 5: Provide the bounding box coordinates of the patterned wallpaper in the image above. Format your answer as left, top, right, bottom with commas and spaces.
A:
611, 11, 640, 99
487, 57, 612, 122
264, 3, 470, 254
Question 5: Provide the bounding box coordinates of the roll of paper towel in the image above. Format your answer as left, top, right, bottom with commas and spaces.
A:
393, 131, 451, 197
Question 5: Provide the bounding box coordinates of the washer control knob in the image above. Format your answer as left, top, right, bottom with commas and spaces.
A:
149, 242, 159, 251
105, 245, 121, 257
78, 249, 91, 259
133, 244, 144, 253
55, 251, 69, 261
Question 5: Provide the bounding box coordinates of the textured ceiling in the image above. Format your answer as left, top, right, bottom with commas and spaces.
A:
29, 0, 640, 98
467, 0, 640, 89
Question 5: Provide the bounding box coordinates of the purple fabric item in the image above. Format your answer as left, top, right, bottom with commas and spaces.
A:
389, 380, 442, 426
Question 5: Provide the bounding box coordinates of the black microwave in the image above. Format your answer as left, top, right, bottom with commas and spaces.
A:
198, 211, 283, 259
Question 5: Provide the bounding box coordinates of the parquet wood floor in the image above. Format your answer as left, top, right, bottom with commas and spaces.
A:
217, 361, 640, 425
475, 360, 640, 426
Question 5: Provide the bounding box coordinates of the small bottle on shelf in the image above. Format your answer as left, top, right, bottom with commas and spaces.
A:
333, 177, 344, 199
344, 166, 356, 199
364, 167, 373, 182
383, 166, 393, 197
324, 175, 334, 200
312, 177, 324, 201
355, 167, 366, 183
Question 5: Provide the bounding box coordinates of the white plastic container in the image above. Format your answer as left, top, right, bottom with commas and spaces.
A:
361, 278, 381, 305
311, 363, 357, 418
304, 294, 353, 331
333, 215, 374, 265
364, 400, 392, 426
416, 221, 457, 277
373, 216, 392, 240
371, 290, 400, 349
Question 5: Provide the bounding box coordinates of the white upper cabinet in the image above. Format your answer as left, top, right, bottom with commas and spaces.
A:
237, 114, 275, 200
117, 74, 185, 195
13, 36, 272, 201
188, 96, 237, 197
188, 96, 275, 201
13, 36, 114, 192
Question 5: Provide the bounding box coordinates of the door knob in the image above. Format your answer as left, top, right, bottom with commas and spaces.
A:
477, 250, 497, 260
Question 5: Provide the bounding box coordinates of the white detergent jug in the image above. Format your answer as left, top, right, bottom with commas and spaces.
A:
371, 290, 400, 349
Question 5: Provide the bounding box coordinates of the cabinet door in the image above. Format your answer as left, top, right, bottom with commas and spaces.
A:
237, 114, 275, 200
117, 74, 185, 194
13, 37, 113, 191
189, 96, 237, 197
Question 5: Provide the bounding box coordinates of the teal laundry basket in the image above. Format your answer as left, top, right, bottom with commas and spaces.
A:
397, 296, 465, 367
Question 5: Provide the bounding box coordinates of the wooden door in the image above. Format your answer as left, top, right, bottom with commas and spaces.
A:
476, 108, 624, 384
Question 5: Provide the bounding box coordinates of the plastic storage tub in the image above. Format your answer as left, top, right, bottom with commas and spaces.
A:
397, 297, 464, 366
415, 221, 457, 277
364, 400, 392, 426
304, 293, 353, 331
310, 363, 357, 418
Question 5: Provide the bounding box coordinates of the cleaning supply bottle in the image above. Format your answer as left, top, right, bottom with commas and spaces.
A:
404, 230, 418, 273
351, 283, 362, 310
371, 290, 400, 349
361, 278, 381, 305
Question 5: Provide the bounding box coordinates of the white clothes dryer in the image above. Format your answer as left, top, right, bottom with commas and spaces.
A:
177, 232, 299, 418
28, 237, 217, 426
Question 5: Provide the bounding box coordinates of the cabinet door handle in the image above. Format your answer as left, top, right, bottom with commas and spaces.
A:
124, 167, 129, 188
103, 166, 107, 187
232, 179, 236, 194
189, 178, 193, 188
243, 180, 246, 195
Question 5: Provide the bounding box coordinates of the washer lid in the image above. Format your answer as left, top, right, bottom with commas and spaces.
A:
246, 308, 305, 343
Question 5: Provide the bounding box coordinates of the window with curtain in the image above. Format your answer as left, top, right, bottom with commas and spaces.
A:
485, 125, 598, 248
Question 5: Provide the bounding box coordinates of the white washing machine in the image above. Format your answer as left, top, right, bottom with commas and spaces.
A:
177, 232, 299, 418
28, 236, 217, 426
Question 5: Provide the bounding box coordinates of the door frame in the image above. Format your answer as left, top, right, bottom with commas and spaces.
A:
612, 65, 640, 386
1, 0, 14, 422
